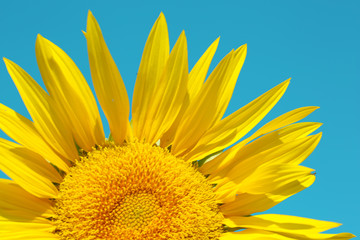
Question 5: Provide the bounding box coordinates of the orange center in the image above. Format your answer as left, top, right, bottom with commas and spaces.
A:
113, 193, 161, 229
54, 142, 223, 239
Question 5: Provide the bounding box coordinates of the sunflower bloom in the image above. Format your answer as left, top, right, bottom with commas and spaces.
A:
0, 11, 355, 240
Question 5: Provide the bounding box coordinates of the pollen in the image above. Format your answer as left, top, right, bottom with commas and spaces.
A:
53, 142, 224, 239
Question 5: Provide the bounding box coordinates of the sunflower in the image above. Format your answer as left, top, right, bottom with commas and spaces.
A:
0, 11, 355, 240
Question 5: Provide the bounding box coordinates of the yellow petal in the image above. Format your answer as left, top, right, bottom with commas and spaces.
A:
0, 219, 56, 239
35, 35, 105, 151
188, 37, 220, 101
132, 12, 170, 141
219, 171, 314, 215
160, 38, 219, 148
141, 31, 188, 144
225, 164, 314, 194
172, 44, 247, 156
211, 132, 320, 183
85, 11, 130, 144
0, 231, 58, 240
3, 58, 78, 162
185, 79, 289, 161
201, 126, 321, 178
0, 139, 60, 198
238, 122, 322, 161
213, 45, 247, 123
232, 106, 320, 153
220, 229, 290, 240
199, 104, 320, 175
0, 179, 54, 219
0, 103, 70, 172
220, 229, 355, 240
250, 106, 320, 140
263, 132, 322, 165
0, 218, 54, 227
215, 163, 315, 204
0, 210, 51, 224
204, 134, 321, 213
281, 232, 356, 240
224, 214, 341, 234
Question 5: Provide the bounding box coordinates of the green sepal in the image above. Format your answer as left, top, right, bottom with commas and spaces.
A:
194, 149, 223, 168
108, 133, 114, 142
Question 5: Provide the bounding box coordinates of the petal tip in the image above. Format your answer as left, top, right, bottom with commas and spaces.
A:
157, 12, 167, 26
87, 10, 94, 18
3, 57, 14, 67
159, 12, 165, 19
179, 30, 187, 41
314, 132, 323, 140
35, 34, 45, 46
36, 34, 54, 48
282, 78, 291, 87
87, 10, 98, 28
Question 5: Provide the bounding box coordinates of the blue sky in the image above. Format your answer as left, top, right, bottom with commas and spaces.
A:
0, 0, 359, 236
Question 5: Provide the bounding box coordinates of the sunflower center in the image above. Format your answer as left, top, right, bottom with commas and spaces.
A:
54, 142, 224, 239
113, 193, 160, 229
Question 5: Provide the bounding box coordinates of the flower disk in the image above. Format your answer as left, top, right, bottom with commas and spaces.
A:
54, 142, 224, 239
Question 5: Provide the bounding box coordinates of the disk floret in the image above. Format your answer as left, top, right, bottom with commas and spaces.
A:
54, 142, 224, 239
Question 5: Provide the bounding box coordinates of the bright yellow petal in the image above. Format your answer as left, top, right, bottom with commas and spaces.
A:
0, 217, 54, 226
0, 231, 58, 240
0, 103, 70, 172
220, 229, 290, 240
249, 106, 320, 140
220, 170, 314, 215
172, 49, 234, 156
224, 214, 341, 234
160, 38, 219, 148
188, 37, 220, 101
216, 163, 315, 207
0, 179, 54, 220
231, 106, 321, 153
213, 45, 247, 123
35, 35, 105, 151
220, 229, 355, 240
218, 164, 314, 195
141, 31, 188, 144
185, 79, 289, 161
172, 44, 247, 156
201, 128, 321, 178
3, 58, 78, 162
275, 122, 323, 142
132, 12, 170, 141
0, 220, 56, 239
85, 11, 130, 144
236, 122, 323, 162
281, 232, 356, 240
199, 105, 320, 174
0, 139, 60, 198
1, 210, 52, 224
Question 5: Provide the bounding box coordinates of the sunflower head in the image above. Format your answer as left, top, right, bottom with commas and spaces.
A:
54, 142, 223, 239
0, 10, 355, 240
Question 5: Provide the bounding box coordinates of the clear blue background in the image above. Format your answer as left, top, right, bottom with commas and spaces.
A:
0, 0, 358, 236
